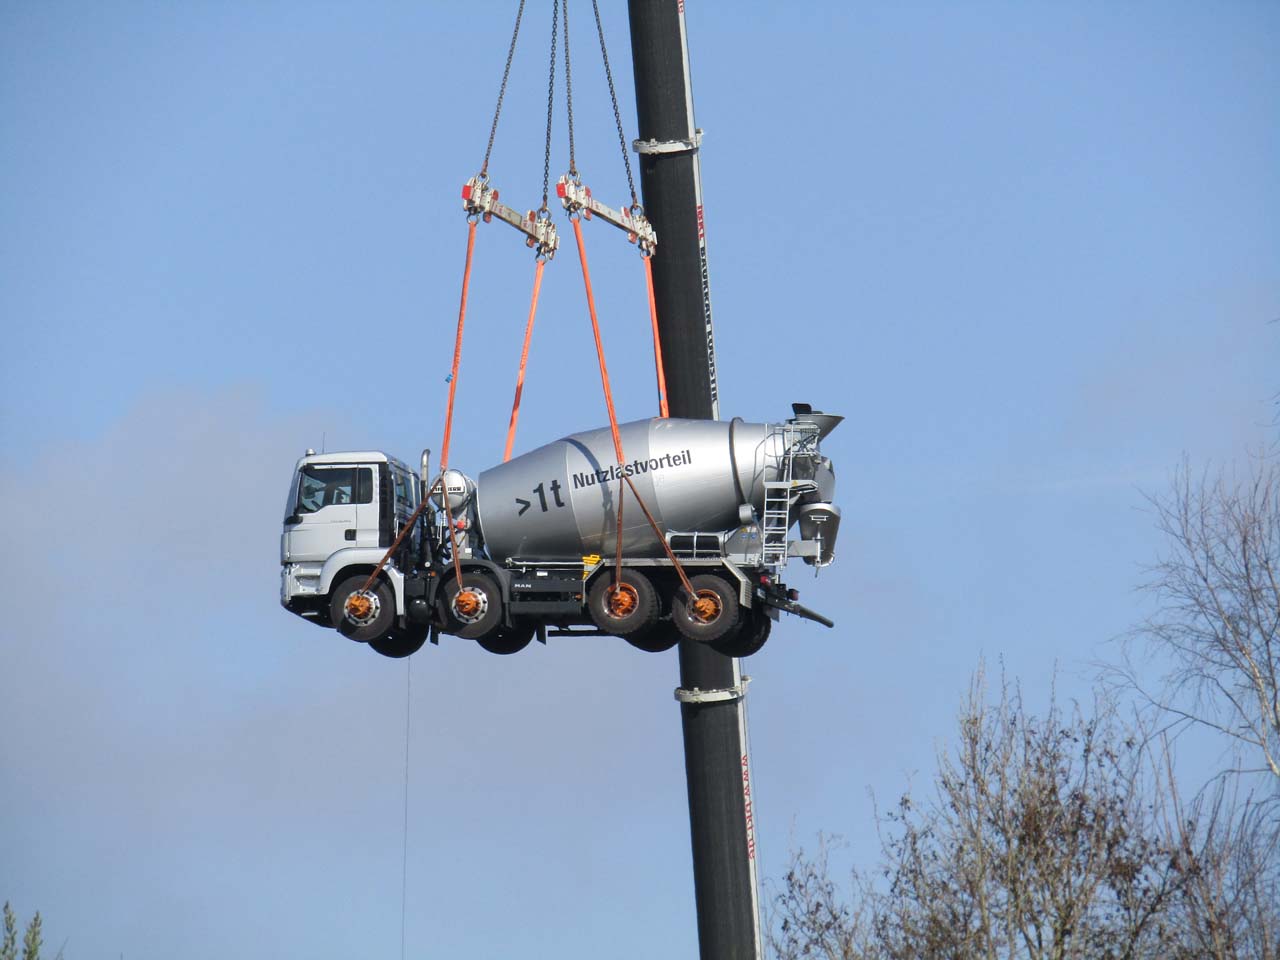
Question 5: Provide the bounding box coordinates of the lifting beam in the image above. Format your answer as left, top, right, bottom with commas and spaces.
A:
462, 175, 560, 259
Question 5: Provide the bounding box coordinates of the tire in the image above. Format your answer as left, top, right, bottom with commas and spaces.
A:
439, 571, 504, 641
368, 625, 428, 659
672, 574, 741, 643
330, 575, 396, 644
711, 611, 772, 658
588, 569, 660, 638
476, 624, 534, 655
624, 629, 679, 653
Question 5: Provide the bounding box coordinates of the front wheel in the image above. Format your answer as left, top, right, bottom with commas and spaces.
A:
330, 575, 396, 644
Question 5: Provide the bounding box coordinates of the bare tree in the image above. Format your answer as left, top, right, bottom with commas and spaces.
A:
1127, 458, 1280, 789
768, 837, 876, 960
873, 674, 1194, 960
1157, 777, 1280, 960
771, 456, 1280, 959
771, 672, 1202, 960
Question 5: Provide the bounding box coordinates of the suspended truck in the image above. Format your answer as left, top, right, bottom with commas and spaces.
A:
280, 404, 841, 659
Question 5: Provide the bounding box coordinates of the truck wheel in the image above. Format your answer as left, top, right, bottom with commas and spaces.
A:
476, 624, 534, 655
368, 625, 428, 659
624, 630, 679, 653
588, 569, 660, 638
330, 575, 396, 644
440, 571, 504, 640
672, 574, 740, 643
712, 611, 772, 658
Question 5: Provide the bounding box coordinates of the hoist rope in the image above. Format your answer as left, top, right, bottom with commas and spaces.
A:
589, 0, 638, 206
400, 657, 412, 960
503, 258, 546, 462
480, 0, 528, 177
643, 255, 669, 418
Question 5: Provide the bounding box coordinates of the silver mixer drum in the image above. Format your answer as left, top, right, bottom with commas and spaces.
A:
476, 417, 785, 562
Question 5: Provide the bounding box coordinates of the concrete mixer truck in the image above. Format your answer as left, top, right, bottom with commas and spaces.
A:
280, 404, 841, 659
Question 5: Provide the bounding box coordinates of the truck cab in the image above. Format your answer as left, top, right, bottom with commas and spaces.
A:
280, 450, 421, 630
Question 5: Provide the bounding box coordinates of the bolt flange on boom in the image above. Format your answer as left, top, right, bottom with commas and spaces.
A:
462, 175, 560, 260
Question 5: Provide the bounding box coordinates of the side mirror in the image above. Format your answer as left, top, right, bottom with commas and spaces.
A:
285, 514, 304, 526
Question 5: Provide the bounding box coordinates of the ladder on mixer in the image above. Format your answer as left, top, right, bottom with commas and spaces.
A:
761, 426, 797, 567
760, 422, 823, 569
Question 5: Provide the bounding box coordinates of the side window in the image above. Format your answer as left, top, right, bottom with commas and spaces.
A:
295, 465, 374, 514
356, 468, 373, 505
393, 469, 411, 508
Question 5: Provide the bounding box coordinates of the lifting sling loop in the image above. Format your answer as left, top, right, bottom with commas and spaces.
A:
351, 220, 477, 608
643, 254, 669, 418
503, 257, 547, 462
437, 219, 480, 586
569, 216, 696, 600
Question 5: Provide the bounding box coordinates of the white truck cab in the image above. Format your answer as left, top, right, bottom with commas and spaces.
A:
280, 450, 420, 633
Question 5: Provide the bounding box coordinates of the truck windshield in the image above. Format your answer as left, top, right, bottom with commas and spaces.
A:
293, 465, 373, 515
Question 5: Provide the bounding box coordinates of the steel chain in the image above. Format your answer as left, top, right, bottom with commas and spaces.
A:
563, 0, 576, 176
541, 0, 560, 211
590, 0, 638, 207
481, 0, 528, 176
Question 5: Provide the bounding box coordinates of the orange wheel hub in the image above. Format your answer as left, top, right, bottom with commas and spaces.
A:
691, 590, 722, 624
345, 593, 373, 619
606, 583, 639, 619
454, 588, 481, 618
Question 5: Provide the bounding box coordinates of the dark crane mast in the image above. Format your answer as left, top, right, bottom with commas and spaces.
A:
627, 2, 762, 956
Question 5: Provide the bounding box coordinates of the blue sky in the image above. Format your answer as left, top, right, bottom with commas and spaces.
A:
1, 2, 1276, 957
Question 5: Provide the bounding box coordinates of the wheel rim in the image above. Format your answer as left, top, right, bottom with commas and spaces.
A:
690, 589, 722, 624
344, 590, 380, 626
452, 586, 488, 624
606, 582, 640, 620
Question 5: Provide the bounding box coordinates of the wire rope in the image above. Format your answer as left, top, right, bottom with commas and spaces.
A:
400, 657, 412, 960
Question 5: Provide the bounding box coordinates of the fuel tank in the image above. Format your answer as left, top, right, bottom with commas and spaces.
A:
475, 416, 834, 562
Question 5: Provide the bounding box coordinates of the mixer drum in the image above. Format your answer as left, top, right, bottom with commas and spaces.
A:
476, 417, 783, 562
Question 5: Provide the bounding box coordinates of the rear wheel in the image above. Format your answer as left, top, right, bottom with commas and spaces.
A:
711, 611, 772, 658
439, 571, 504, 641
476, 624, 534, 655
624, 630, 679, 653
588, 569, 660, 638
672, 574, 741, 643
369, 625, 428, 659
330, 575, 396, 644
